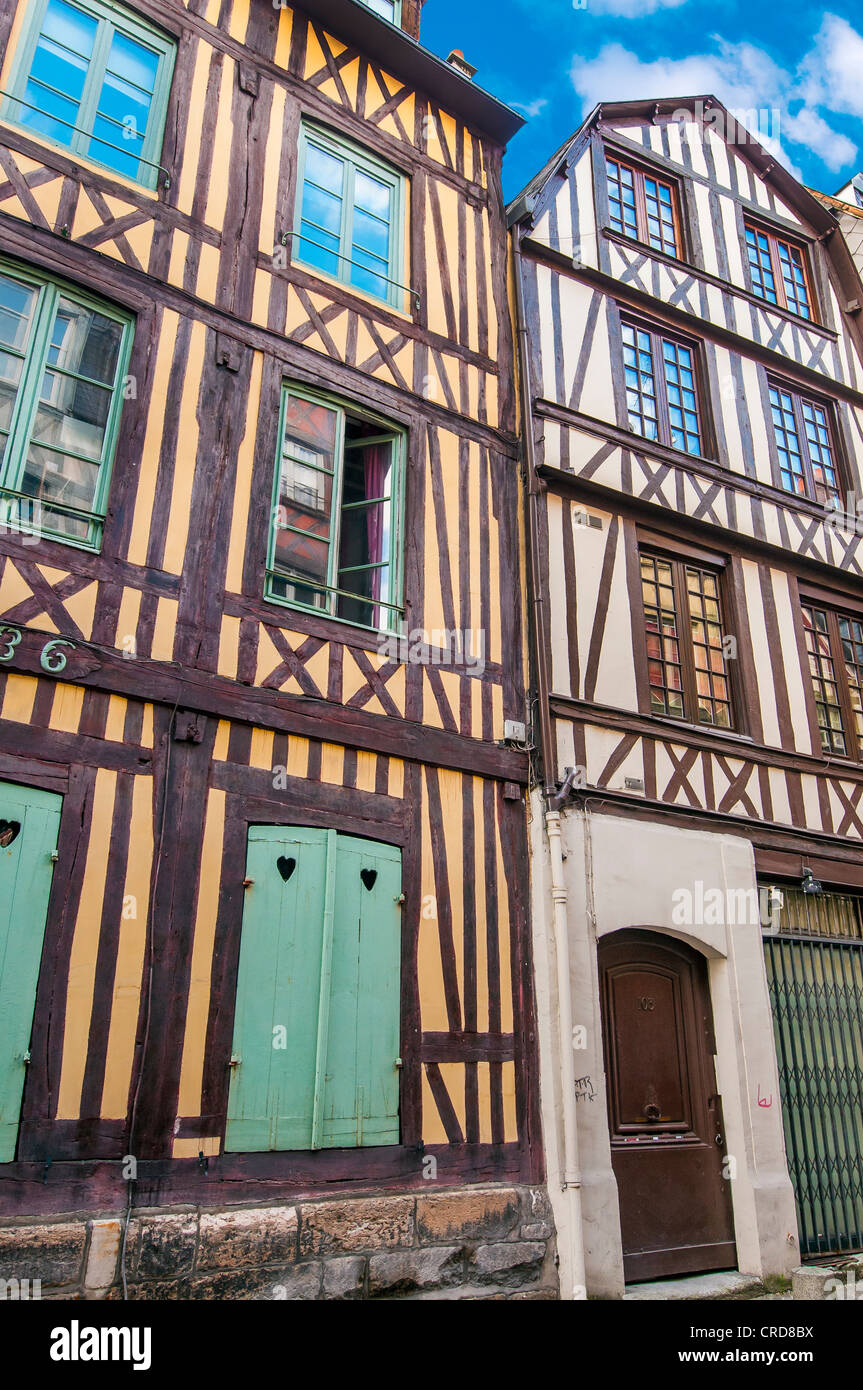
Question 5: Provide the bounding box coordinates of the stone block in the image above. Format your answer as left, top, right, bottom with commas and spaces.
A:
197, 1206, 298, 1271
470, 1241, 545, 1287
416, 1187, 520, 1243
322, 1256, 366, 1300
127, 1212, 197, 1280
83, 1219, 123, 1296
298, 1196, 414, 1255
0, 1222, 87, 1287
368, 1246, 462, 1296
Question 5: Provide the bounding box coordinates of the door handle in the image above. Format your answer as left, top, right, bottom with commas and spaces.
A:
229, 1055, 242, 1068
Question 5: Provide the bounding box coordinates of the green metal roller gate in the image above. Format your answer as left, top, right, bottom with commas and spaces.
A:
762, 886, 863, 1258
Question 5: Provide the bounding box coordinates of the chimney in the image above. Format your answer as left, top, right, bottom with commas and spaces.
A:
446, 48, 477, 80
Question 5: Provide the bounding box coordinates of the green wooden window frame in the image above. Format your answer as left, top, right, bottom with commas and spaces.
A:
266, 382, 406, 634
0, 257, 134, 551
2, 0, 175, 191
294, 121, 406, 309
225, 826, 402, 1153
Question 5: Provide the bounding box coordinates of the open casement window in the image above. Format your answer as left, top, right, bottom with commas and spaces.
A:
622, 318, 704, 456
768, 381, 841, 505
640, 550, 735, 729
3, 0, 175, 190
0, 260, 133, 550
295, 123, 406, 308
744, 222, 813, 320
605, 153, 682, 258
267, 385, 404, 633
800, 602, 863, 758
225, 827, 402, 1153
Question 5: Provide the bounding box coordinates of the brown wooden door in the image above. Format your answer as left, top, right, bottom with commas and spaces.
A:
599, 930, 736, 1281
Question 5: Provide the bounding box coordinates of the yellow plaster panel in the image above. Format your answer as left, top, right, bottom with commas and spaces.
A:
287, 734, 310, 779
162, 320, 207, 575
104, 695, 128, 744
249, 727, 275, 770
355, 750, 376, 793
56, 768, 117, 1117
115, 586, 142, 657
62, 582, 98, 640
388, 758, 404, 799
213, 719, 231, 761
0, 560, 32, 613
1, 674, 36, 725
101, 773, 154, 1117
128, 310, 179, 566
176, 789, 226, 1122
173, 1136, 221, 1157
274, 7, 293, 69
218, 614, 241, 680
50, 681, 84, 734
150, 598, 177, 662
320, 741, 345, 784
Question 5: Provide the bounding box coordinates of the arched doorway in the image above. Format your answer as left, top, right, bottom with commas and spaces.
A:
598, 929, 737, 1281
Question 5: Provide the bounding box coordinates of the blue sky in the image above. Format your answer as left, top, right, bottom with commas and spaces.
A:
420, 0, 863, 202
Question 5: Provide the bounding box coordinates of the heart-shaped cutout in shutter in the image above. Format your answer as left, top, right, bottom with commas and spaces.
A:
0, 819, 21, 848
276, 855, 297, 882
360, 868, 377, 891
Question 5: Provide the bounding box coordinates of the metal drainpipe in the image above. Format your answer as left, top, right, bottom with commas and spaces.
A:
513, 223, 586, 1300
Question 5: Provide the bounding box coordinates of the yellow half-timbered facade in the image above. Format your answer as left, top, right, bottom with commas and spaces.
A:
0, 0, 553, 1298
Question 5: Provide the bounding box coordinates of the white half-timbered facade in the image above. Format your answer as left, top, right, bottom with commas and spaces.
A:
512, 97, 863, 1298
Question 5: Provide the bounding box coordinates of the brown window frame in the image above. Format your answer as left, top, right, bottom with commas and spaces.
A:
638, 543, 737, 731
799, 598, 863, 760
620, 313, 710, 459
766, 375, 844, 506
604, 150, 684, 259
744, 219, 816, 321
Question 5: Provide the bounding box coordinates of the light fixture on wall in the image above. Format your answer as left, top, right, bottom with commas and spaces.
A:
801, 866, 823, 896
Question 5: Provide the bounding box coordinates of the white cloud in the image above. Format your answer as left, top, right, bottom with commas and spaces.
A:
511, 97, 550, 119
569, 27, 859, 182
579, 0, 689, 14
801, 14, 863, 119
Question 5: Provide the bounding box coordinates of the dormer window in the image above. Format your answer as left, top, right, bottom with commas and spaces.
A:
605, 154, 681, 259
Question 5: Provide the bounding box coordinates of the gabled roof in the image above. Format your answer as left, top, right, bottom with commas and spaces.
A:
507, 95, 841, 241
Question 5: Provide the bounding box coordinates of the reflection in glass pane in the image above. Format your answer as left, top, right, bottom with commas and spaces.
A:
21, 0, 98, 146
22, 441, 101, 514
49, 300, 123, 383
0, 275, 38, 353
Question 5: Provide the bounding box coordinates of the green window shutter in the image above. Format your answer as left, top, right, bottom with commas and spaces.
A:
319, 835, 402, 1147
225, 827, 402, 1153
3, 0, 176, 191
0, 781, 62, 1163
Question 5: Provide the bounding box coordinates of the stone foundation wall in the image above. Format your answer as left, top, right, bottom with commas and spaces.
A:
0, 1185, 559, 1301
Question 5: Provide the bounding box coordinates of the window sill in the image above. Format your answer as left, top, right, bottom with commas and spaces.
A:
0, 117, 161, 200
290, 255, 416, 323
262, 586, 403, 643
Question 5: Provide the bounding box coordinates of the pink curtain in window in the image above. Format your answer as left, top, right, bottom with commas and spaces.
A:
363, 445, 388, 626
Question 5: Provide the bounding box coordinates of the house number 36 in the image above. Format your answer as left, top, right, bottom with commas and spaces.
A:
637, 996, 655, 1011
0, 627, 76, 672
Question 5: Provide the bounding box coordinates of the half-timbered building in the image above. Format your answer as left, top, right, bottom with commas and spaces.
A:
0, 0, 555, 1299
511, 96, 863, 1297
